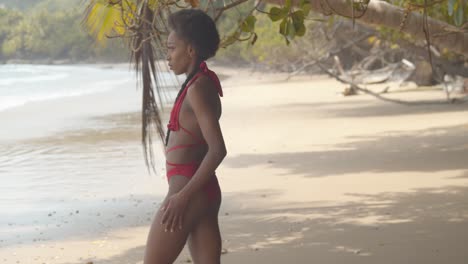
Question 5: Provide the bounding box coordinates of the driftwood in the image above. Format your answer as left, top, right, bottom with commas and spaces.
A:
332, 55, 415, 88
317, 61, 468, 105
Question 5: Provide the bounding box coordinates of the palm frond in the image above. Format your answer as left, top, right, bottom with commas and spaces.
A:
82, 0, 178, 173
130, 1, 168, 172
82, 0, 133, 44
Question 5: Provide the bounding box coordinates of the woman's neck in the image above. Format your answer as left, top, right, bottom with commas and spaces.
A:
185, 59, 202, 76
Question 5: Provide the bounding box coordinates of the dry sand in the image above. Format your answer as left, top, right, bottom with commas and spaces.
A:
2, 65, 468, 264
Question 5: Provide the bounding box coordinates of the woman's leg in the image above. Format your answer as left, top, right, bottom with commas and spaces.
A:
187, 196, 222, 264
144, 175, 212, 264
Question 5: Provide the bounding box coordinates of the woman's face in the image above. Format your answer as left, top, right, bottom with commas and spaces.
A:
166, 31, 195, 75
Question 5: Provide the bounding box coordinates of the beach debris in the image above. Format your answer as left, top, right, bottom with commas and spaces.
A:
76, 210, 79, 214
221, 248, 229, 254
184, 258, 192, 263
224, 212, 229, 216
86, 262, 93, 264
267, 160, 274, 164
117, 214, 125, 218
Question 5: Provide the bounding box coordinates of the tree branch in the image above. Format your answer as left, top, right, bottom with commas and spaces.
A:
316, 62, 468, 105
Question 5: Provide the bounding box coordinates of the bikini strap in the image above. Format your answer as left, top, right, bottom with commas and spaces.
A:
167, 61, 223, 132
199, 61, 223, 97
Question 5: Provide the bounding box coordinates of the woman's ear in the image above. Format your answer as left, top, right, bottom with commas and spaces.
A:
187, 44, 196, 59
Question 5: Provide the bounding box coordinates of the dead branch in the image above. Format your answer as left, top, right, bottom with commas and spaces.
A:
316, 62, 468, 105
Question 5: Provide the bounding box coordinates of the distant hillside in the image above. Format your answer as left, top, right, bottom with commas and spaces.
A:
0, 0, 45, 10
0, 0, 81, 11
0, 0, 128, 63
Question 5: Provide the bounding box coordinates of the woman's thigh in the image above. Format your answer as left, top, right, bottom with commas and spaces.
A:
144, 175, 212, 264
188, 198, 222, 264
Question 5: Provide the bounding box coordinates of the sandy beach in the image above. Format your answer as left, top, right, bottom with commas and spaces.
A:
1, 64, 468, 264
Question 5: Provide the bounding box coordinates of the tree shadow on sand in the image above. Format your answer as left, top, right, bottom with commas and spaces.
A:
224, 124, 468, 178
62, 184, 468, 264
217, 185, 468, 264
277, 92, 468, 118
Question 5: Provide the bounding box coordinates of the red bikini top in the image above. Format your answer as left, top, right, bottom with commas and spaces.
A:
167, 61, 223, 133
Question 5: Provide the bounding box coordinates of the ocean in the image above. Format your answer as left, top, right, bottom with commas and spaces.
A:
0, 64, 180, 247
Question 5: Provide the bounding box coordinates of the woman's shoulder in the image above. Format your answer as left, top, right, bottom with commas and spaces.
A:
188, 72, 220, 95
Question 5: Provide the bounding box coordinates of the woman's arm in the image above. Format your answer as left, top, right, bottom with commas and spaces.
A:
179, 76, 227, 198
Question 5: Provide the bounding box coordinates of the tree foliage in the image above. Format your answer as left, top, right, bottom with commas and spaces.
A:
0, 0, 128, 62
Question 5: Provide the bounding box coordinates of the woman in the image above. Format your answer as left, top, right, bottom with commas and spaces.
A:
144, 9, 227, 264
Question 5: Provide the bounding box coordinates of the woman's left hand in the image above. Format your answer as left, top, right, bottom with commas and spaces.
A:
161, 192, 189, 232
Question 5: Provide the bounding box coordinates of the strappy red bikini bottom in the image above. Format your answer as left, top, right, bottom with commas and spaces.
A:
166, 161, 221, 201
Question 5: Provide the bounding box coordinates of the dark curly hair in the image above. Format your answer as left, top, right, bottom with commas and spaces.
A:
168, 9, 220, 61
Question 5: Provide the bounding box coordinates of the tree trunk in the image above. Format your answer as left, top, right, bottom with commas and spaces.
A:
307, 0, 468, 58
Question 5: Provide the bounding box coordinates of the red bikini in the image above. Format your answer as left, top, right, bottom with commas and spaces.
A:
166, 61, 223, 201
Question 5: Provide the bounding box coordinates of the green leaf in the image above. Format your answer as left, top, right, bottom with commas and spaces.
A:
279, 17, 288, 36
292, 10, 305, 22
299, 0, 307, 8
448, 0, 456, 16
302, 3, 312, 16
296, 22, 306, 36
285, 0, 292, 10
291, 10, 306, 37
454, 3, 464, 26
287, 19, 296, 39
241, 15, 256, 33
269, 7, 286, 22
